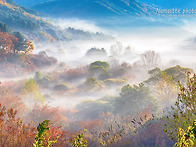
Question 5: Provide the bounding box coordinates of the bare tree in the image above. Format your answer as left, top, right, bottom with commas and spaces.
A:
110, 42, 123, 57
140, 50, 161, 71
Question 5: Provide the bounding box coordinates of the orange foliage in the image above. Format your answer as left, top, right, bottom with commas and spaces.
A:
0, 103, 37, 146
26, 105, 68, 126
0, 85, 26, 118
0, 103, 73, 146
0, 31, 18, 53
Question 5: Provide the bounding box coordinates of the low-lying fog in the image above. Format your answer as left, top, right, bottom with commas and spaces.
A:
2, 17, 196, 117
35, 17, 196, 69
29, 17, 196, 110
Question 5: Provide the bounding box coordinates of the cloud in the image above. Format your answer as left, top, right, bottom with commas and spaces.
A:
181, 18, 196, 35
49, 18, 106, 33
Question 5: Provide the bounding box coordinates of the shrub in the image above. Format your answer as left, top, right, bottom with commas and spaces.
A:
54, 83, 72, 91
104, 79, 127, 88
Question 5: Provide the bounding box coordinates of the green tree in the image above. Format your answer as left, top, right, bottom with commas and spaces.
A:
34, 71, 42, 82
13, 32, 26, 52
0, 22, 10, 33
89, 61, 111, 80
33, 120, 58, 147
114, 83, 157, 116
145, 65, 193, 86
84, 77, 100, 89
90, 61, 110, 71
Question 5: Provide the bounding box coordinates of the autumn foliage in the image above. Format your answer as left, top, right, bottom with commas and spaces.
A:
0, 31, 18, 53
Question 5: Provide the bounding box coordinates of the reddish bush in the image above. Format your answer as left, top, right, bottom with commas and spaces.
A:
25, 104, 67, 126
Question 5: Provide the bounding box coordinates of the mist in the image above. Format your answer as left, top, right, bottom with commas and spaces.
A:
3, 0, 196, 146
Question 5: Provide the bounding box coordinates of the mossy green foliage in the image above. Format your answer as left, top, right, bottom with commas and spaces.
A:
90, 61, 110, 71
145, 65, 193, 85
89, 61, 111, 80
84, 77, 100, 89
34, 73, 54, 88
104, 79, 127, 87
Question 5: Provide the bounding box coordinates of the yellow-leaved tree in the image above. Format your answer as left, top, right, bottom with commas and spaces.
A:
21, 79, 45, 106
155, 72, 178, 109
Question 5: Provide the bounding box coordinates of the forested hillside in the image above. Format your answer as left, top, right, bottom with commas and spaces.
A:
0, 0, 113, 43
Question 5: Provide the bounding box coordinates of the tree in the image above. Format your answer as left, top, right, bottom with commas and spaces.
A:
0, 22, 10, 33
110, 42, 134, 59
24, 39, 34, 54
175, 119, 196, 147
21, 79, 45, 105
104, 79, 127, 88
145, 65, 192, 86
54, 83, 71, 91
0, 32, 12, 52
114, 83, 157, 116
90, 61, 110, 70
71, 131, 87, 147
165, 73, 196, 141
140, 50, 161, 71
34, 71, 42, 82
13, 32, 34, 53
89, 61, 111, 80
33, 120, 59, 147
0, 32, 18, 53
84, 77, 100, 89
123, 45, 134, 57
110, 42, 123, 57
154, 72, 178, 109
0, 103, 36, 146
13, 32, 26, 52
85, 47, 107, 57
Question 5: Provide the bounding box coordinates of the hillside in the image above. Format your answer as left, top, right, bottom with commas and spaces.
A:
0, 0, 114, 43
32, 0, 155, 19
0, 22, 57, 77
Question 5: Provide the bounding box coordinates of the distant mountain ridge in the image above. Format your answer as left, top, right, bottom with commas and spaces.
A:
14, 0, 196, 18
31, 0, 155, 18
0, 0, 114, 43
